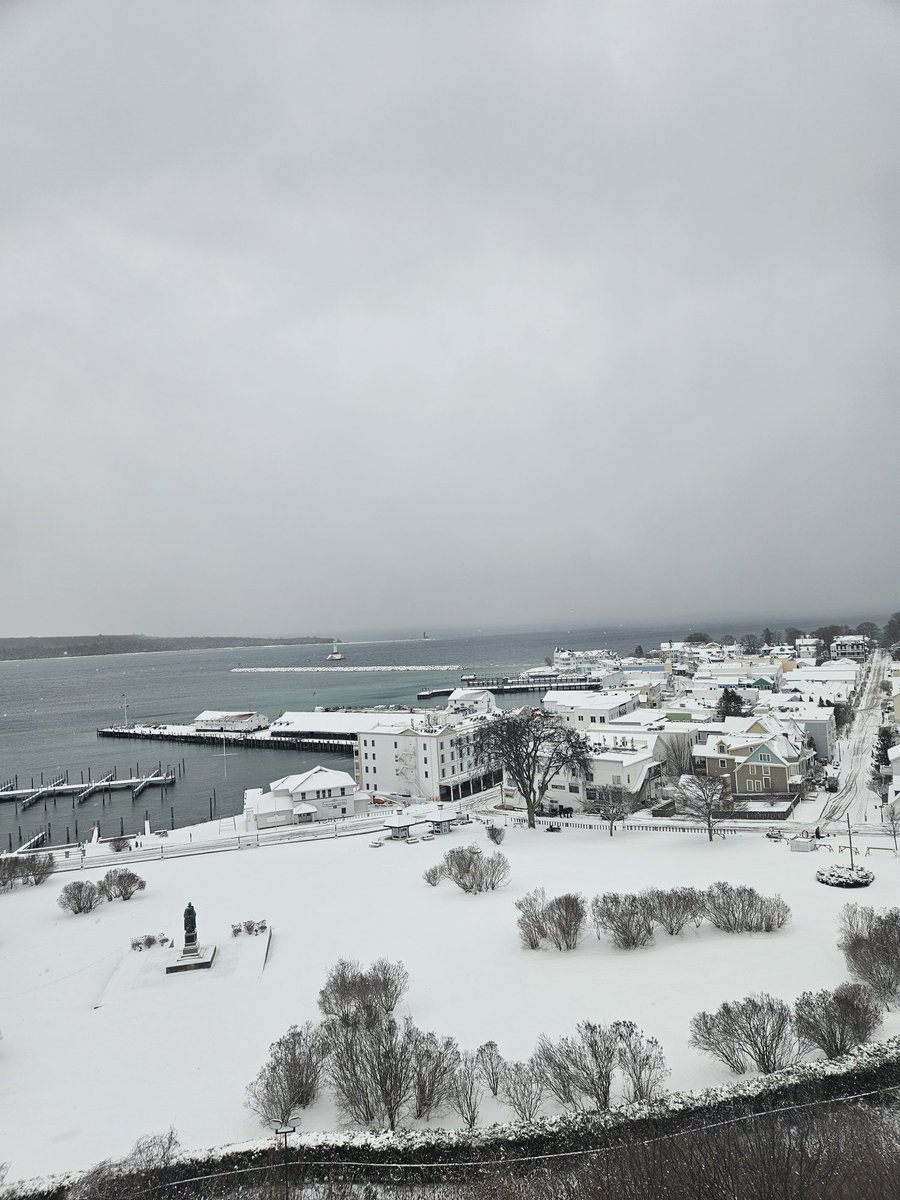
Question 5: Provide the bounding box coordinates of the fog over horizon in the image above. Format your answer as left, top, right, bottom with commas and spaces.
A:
2, 0, 898, 639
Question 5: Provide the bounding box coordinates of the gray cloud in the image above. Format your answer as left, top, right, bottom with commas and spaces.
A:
1, 0, 898, 635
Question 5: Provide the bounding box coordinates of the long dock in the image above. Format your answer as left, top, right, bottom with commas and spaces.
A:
97, 725, 352, 755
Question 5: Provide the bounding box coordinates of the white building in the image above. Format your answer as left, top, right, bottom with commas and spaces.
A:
830, 635, 871, 662
244, 766, 361, 829
357, 711, 503, 804
542, 689, 641, 726
194, 710, 269, 733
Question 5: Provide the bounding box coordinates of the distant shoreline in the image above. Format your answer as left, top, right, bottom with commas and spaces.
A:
0, 634, 332, 664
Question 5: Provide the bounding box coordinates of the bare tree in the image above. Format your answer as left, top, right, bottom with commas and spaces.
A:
883, 801, 900, 852
246, 1022, 327, 1125
676, 775, 746, 841
541, 893, 587, 950
325, 1022, 380, 1126
660, 734, 696, 780
474, 710, 591, 829
486, 824, 505, 845
317, 958, 408, 1029
794, 983, 882, 1059
533, 1034, 581, 1108
476, 1040, 504, 1096
448, 1051, 484, 1129
500, 1059, 545, 1121
412, 1030, 460, 1120
583, 784, 631, 836
613, 1021, 669, 1103
515, 887, 547, 950
57, 880, 102, 914
690, 994, 803, 1074
572, 1021, 620, 1109
365, 1015, 418, 1131
479, 851, 511, 891
127, 1127, 180, 1173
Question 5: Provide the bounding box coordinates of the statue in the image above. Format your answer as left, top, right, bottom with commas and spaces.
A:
184, 902, 197, 936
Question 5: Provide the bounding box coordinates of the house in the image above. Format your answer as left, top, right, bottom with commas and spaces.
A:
241, 766, 361, 828
692, 723, 815, 803
193, 710, 269, 733
755, 696, 838, 762
830, 635, 871, 663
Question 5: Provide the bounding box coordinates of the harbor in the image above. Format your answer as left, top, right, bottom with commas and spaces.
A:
0, 764, 176, 807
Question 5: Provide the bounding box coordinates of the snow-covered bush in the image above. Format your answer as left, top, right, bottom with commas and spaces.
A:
486, 824, 505, 846
500, 1058, 545, 1121
476, 1040, 505, 1097
590, 892, 654, 949
142, 934, 157, 948
643, 886, 704, 936
246, 1021, 327, 1125
817, 864, 874, 888
422, 864, 445, 887
541, 892, 587, 950
689, 993, 803, 1074
479, 851, 511, 891
0, 855, 21, 891
838, 903, 900, 1006
243, 918, 257, 934
108, 836, 131, 853
58, 880, 102, 914
515, 888, 547, 949
703, 882, 790, 932
326, 1015, 418, 1131
614, 1020, 669, 1103
794, 983, 883, 1059
99, 868, 146, 901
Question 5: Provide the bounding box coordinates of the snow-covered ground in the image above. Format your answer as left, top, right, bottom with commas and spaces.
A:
2, 818, 899, 1183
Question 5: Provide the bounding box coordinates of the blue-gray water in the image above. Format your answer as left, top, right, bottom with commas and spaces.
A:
0, 620, 858, 849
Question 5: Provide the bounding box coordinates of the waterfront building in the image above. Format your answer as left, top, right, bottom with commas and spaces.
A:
193, 710, 269, 732
830, 635, 871, 662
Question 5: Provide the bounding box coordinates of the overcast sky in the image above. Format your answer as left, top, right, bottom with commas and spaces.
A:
1, 0, 898, 638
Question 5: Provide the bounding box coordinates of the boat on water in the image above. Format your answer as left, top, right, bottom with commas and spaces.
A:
423, 631, 430, 640
326, 640, 344, 661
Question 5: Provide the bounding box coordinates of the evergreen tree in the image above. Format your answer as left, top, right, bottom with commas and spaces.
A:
881, 612, 900, 650
715, 688, 745, 720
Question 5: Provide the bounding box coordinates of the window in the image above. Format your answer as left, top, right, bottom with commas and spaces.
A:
749, 765, 757, 775
763, 777, 772, 790
760, 752, 771, 763
424, 770, 429, 778
578, 715, 584, 722
612, 774, 622, 786
569, 784, 580, 793
394, 742, 398, 750
586, 788, 597, 800
586, 772, 594, 782
590, 716, 596, 723
719, 759, 727, 768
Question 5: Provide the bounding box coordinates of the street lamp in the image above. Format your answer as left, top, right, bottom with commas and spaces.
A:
274, 1123, 295, 1200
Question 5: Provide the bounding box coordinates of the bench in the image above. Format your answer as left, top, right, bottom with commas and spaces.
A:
865, 846, 897, 857
546, 824, 562, 833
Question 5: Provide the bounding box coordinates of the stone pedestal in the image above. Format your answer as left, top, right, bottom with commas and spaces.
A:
182, 931, 199, 957
166, 945, 217, 974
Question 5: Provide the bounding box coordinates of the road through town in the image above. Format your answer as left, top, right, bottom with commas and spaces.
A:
819, 650, 887, 827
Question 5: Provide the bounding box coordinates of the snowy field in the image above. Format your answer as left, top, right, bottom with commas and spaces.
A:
2, 822, 899, 1182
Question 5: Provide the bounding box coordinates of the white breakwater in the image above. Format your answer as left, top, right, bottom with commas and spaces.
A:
231, 665, 462, 673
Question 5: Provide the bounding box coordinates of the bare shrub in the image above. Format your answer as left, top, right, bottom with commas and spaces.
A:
476, 1040, 504, 1096
689, 1009, 747, 1073
449, 1051, 484, 1129
613, 1020, 669, 1103
486, 824, 506, 845
58, 880, 102, 914
412, 1030, 459, 1120
704, 882, 790, 933
99, 868, 146, 901
324, 1022, 380, 1126
590, 892, 654, 949
422, 864, 445, 887
363, 1015, 419, 1131
644, 886, 703, 936
127, 1126, 180, 1172
442, 845, 483, 893
108, 836, 131, 853
541, 892, 586, 951
500, 1058, 545, 1121
243, 918, 257, 934
0, 856, 23, 891
533, 1034, 581, 1108
838, 904, 900, 1007
142, 934, 157, 948
515, 887, 547, 949
690, 993, 802, 1074
20, 852, 54, 886
794, 983, 883, 1059
317, 958, 409, 1028
479, 851, 511, 891
246, 1022, 327, 1125
571, 1021, 619, 1109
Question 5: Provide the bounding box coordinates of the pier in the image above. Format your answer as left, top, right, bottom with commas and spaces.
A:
97, 725, 353, 755
0, 765, 176, 808
448, 674, 613, 695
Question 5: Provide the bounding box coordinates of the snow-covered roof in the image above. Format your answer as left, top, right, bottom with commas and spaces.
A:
194, 710, 263, 722
543, 690, 637, 711
270, 766, 358, 794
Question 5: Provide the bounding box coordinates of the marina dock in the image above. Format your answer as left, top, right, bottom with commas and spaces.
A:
0, 766, 176, 809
